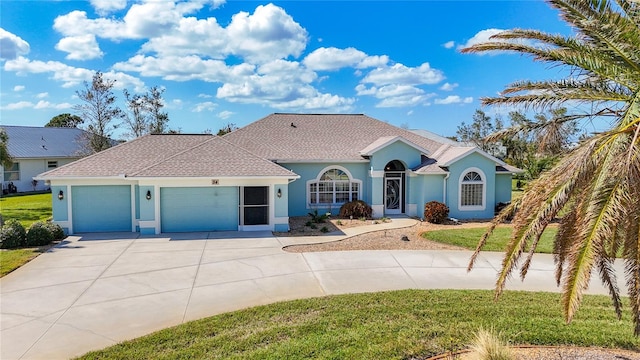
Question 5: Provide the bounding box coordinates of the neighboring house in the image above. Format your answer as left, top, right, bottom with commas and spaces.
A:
1, 126, 89, 194
37, 114, 521, 235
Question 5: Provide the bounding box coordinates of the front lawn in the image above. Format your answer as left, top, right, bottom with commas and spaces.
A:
1, 193, 54, 277
1, 193, 52, 227
422, 225, 557, 253
0, 248, 45, 276
77, 290, 639, 359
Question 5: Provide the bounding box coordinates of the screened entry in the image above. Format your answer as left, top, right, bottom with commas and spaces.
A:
240, 186, 269, 226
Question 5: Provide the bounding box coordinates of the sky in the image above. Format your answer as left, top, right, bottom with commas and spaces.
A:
0, 0, 575, 139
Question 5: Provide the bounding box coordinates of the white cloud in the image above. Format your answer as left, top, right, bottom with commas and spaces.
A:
34, 100, 73, 109
90, 0, 127, 15
198, 93, 213, 98
55, 34, 103, 60
458, 28, 506, 50
303, 47, 387, 71
0, 28, 30, 60
13, 85, 25, 92
193, 101, 217, 112
434, 95, 474, 105
3, 101, 33, 110
36, 92, 49, 98
443, 41, 455, 49
217, 110, 234, 119
439, 82, 458, 91
4, 56, 145, 91
225, 4, 308, 63
362, 63, 444, 86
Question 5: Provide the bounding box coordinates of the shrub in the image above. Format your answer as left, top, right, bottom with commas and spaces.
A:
468, 328, 513, 360
339, 200, 372, 219
45, 222, 65, 240
320, 226, 329, 233
308, 209, 329, 223
423, 201, 449, 224
26, 221, 54, 247
1, 219, 27, 249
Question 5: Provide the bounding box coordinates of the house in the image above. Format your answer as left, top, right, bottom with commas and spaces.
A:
37, 113, 521, 234
1, 126, 89, 194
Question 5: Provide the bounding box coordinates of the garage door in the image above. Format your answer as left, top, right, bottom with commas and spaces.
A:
72, 185, 132, 233
160, 187, 238, 232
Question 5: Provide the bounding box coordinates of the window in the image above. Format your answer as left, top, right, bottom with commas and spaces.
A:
47, 161, 58, 169
240, 186, 269, 226
4, 163, 19, 181
308, 167, 361, 207
459, 169, 485, 210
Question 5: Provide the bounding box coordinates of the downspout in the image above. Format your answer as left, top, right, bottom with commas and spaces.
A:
442, 173, 449, 204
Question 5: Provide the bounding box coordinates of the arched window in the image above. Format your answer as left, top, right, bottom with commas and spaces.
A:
459, 169, 485, 210
307, 167, 361, 207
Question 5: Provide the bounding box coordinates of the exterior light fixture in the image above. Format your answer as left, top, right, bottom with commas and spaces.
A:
146, 190, 152, 200
277, 188, 282, 198
58, 190, 64, 200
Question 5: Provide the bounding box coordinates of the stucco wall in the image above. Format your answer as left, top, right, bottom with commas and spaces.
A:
446, 152, 497, 220
281, 162, 370, 216
3, 158, 79, 193
495, 173, 513, 205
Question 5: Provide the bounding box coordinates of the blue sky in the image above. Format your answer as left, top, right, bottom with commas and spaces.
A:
0, 0, 573, 139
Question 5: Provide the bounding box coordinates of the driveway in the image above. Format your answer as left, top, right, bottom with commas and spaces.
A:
0, 221, 625, 360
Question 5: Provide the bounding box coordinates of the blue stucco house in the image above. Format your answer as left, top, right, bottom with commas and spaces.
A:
38, 113, 520, 234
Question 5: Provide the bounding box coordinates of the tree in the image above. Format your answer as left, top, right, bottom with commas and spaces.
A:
123, 89, 148, 139
145, 86, 169, 134
0, 128, 12, 168
74, 72, 124, 153
45, 113, 84, 128
217, 123, 238, 136
463, 0, 640, 334
456, 109, 504, 157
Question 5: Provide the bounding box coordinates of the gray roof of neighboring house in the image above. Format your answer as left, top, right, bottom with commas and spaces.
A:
38, 134, 298, 179
1, 125, 88, 159
223, 113, 444, 162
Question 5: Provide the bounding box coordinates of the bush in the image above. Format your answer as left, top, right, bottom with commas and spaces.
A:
339, 200, 372, 219
45, 222, 65, 240
423, 201, 449, 224
1, 219, 27, 249
26, 221, 54, 247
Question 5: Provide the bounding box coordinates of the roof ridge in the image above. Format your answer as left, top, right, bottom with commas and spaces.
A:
128, 135, 216, 176
216, 136, 297, 176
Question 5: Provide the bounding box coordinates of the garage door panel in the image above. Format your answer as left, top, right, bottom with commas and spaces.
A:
161, 187, 238, 232
72, 186, 132, 233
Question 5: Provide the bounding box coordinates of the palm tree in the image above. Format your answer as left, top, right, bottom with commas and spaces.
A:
462, 0, 640, 334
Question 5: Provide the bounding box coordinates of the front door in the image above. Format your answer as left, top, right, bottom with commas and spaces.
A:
384, 174, 403, 214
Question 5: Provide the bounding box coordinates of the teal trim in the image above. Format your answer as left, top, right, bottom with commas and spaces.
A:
139, 186, 155, 221
274, 185, 288, 217
446, 152, 496, 219
369, 140, 423, 170
281, 163, 369, 216
51, 185, 68, 221
274, 223, 289, 232
160, 187, 238, 232
495, 174, 513, 204
72, 185, 132, 232
140, 227, 155, 235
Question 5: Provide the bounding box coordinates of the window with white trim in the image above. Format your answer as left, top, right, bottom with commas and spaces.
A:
308, 168, 361, 207
4, 163, 19, 181
460, 170, 484, 208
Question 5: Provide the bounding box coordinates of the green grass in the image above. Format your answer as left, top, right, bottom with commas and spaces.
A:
0, 193, 52, 227
76, 290, 639, 360
0, 248, 45, 277
422, 225, 557, 253
0, 193, 54, 276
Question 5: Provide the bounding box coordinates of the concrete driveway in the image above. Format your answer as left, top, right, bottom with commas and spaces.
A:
0, 219, 626, 360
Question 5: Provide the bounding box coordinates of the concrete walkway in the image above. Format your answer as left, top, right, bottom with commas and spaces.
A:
0, 218, 626, 360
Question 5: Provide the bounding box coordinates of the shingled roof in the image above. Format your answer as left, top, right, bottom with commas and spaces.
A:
1, 126, 88, 159
223, 113, 445, 162
38, 134, 297, 179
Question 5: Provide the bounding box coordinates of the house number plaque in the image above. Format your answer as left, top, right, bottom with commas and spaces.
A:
211, 179, 219, 185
